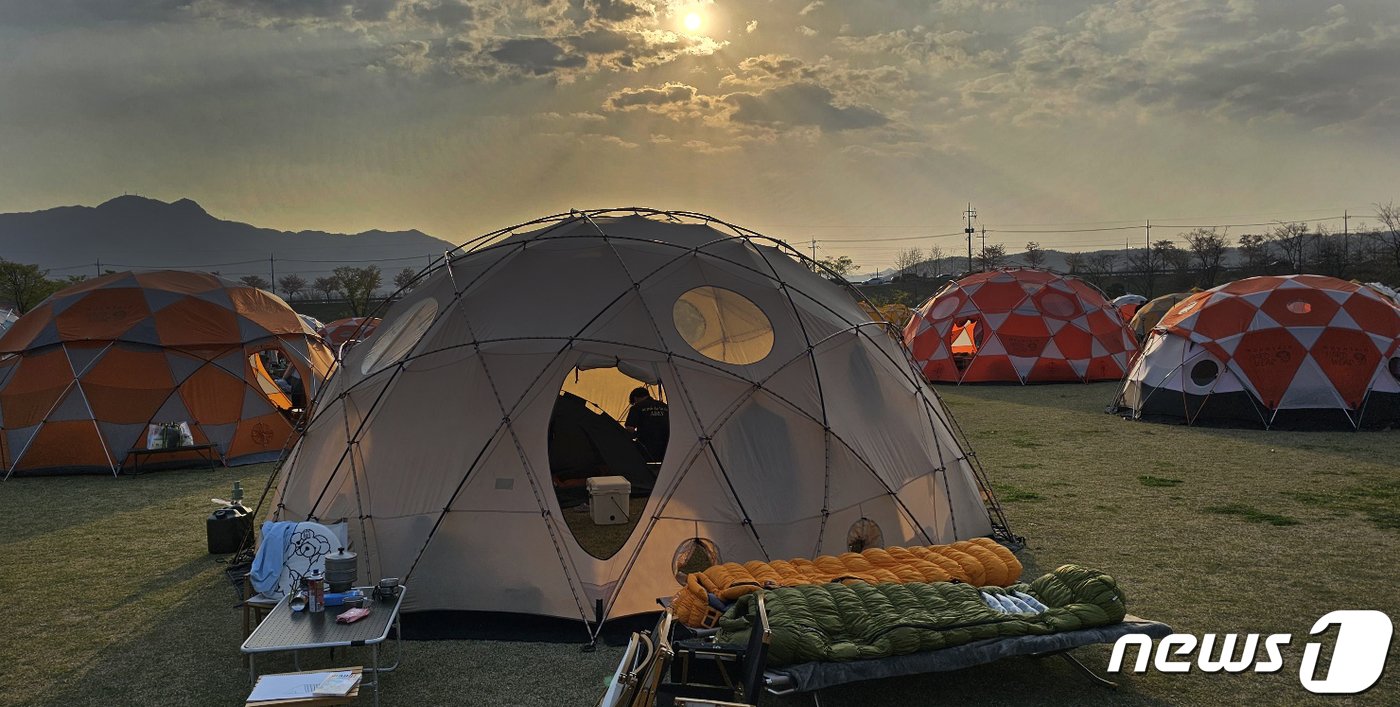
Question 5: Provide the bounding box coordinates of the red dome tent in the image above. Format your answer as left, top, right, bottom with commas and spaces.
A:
1114, 275, 1400, 429
317, 317, 381, 349
0, 271, 335, 476
904, 268, 1138, 383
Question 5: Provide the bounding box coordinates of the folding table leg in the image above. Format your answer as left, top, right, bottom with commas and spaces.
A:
1058, 652, 1119, 689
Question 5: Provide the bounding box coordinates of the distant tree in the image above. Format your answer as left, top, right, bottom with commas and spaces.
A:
278, 274, 307, 301
1127, 240, 1173, 297
1083, 251, 1119, 290
1022, 241, 1046, 268
0, 260, 64, 313
393, 267, 418, 292
894, 247, 924, 276
1237, 233, 1271, 275
1375, 202, 1400, 274
334, 265, 382, 316
1184, 228, 1230, 287
239, 275, 272, 290
817, 255, 857, 279
1268, 222, 1310, 274
312, 276, 341, 302
976, 243, 1006, 272
1063, 252, 1084, 275
1311, 226, 1351, 279
925, 244, 945, 275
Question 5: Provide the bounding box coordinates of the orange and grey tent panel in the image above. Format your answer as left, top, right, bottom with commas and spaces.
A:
1113, 274, 1400, 429
904, 268, 1139, 384
0, 271, 334, 476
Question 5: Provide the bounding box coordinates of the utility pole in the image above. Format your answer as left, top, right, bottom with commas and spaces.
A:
1343, 210, 1350, 268
980, 224, 987, 254
963, 204, 977, 273
1145, 219, 1151, 250
95, 259, 101, 278
269, 254, 276, 291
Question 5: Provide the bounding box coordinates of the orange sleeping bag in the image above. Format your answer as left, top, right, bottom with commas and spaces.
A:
671, 538, 1022, 628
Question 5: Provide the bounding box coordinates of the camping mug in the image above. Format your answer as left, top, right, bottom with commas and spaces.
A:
372, 577, 401, 602
289, 590, 308, 613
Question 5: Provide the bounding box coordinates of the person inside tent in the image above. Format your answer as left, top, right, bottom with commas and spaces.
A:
277, 364, 305, 410
624, 387, 669, 464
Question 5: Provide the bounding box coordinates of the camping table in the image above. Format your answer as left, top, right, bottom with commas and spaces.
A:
121, 444, 222, 474
242, 587, 406, 707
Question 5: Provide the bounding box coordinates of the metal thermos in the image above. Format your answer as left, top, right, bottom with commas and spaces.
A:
324, 547, 358, 593
305, 570, 325, 613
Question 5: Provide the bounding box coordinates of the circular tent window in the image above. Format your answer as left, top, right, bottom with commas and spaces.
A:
672, 287, 774, 365
846, 518, 884, 553
1189, 359, 1220, 387
672, 538, 720, 585
1286, 300, 1313, 315
360, 298, 439, 375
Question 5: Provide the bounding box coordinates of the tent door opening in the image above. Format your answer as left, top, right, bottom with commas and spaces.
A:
551, 362, 669, 560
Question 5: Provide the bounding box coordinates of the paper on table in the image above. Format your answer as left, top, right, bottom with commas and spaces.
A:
248, 672, 339, 702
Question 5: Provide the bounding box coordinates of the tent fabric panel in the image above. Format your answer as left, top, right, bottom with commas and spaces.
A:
228, 287, 303, 334
0, 348, 75, 428
53, 287, 152, 342
14, 420, 111, 472
225, 412, 295, 463
153, 297, 241, 348
0, 303, 54, 353
133, 270, 226, 295
178, 364, 247, 425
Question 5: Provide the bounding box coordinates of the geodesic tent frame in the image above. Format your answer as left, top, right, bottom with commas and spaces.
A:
0, 271, 334, 476
263, 208, 1016, 638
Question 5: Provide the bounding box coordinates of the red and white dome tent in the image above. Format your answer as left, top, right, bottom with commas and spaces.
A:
316, 317, 381, 349
1112, 275, 1400, 430
903, 268, 1139, 384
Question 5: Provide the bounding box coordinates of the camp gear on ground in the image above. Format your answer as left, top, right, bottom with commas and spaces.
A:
0, 270, 334, 476
207, 502, 253, 555
905, 268, 1138, 383
1114, 274, 1400, 429
269, 210, 1014, 629
670, 538, 1022, 629
587, 476, 631, 525
716, 564, 1125, 666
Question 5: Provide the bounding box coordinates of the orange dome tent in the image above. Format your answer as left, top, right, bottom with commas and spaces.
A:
317, 317, 381, 349
903, 268, 1139, 383
1114, 275, 1400, 429
0, 271, 334, 476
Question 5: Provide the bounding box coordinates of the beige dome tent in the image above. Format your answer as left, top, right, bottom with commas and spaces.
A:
268, 209, 1013, 635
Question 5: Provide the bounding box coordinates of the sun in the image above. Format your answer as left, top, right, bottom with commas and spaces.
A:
683, 12, 702, 32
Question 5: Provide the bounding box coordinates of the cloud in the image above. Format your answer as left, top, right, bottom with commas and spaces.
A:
604, 82, 698, 110
745, 19, 757, 33
588, 0, 652, 22
488, 37, 587, 74
796, 25, 817, 37
726, 83, 888, 131
798, 1, 823, 16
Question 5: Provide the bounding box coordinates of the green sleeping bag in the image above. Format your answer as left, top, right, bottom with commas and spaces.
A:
716, 564, 1127, 666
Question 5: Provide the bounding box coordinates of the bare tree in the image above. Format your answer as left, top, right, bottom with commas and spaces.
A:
312, 276, 341, 302
1268, 222, 1310, 273
1184, 228, 1230, 287
976, 243, 1006, 272
1237, 233, 1271, 275
1083, 252, 1119, 290
278, 274, 306, 301
926, 244, 945, 275
1023, 241, 1046, 268
1063, 252, 1084, 275
1126, 239, 1177, 297
1311, 225, 1351, 278
239, 274, 271, 291
334, 265, 383, 317
894, 247, 924, 277
1375, 202, 1400, 273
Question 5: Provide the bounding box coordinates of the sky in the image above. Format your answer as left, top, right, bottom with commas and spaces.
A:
2, 0, 1399, 273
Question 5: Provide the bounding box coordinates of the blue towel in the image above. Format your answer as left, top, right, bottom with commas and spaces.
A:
250, 521, 298, 596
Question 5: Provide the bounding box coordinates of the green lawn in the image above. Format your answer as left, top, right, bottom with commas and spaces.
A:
1, 383, 1396, 705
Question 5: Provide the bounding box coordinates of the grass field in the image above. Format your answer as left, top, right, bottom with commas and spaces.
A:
1, 382, 1396, 705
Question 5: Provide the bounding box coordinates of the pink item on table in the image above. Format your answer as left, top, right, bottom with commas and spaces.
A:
336, 607, 371, 623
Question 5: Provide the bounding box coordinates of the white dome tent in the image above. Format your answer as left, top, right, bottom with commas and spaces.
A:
266, 209, 1014, 637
